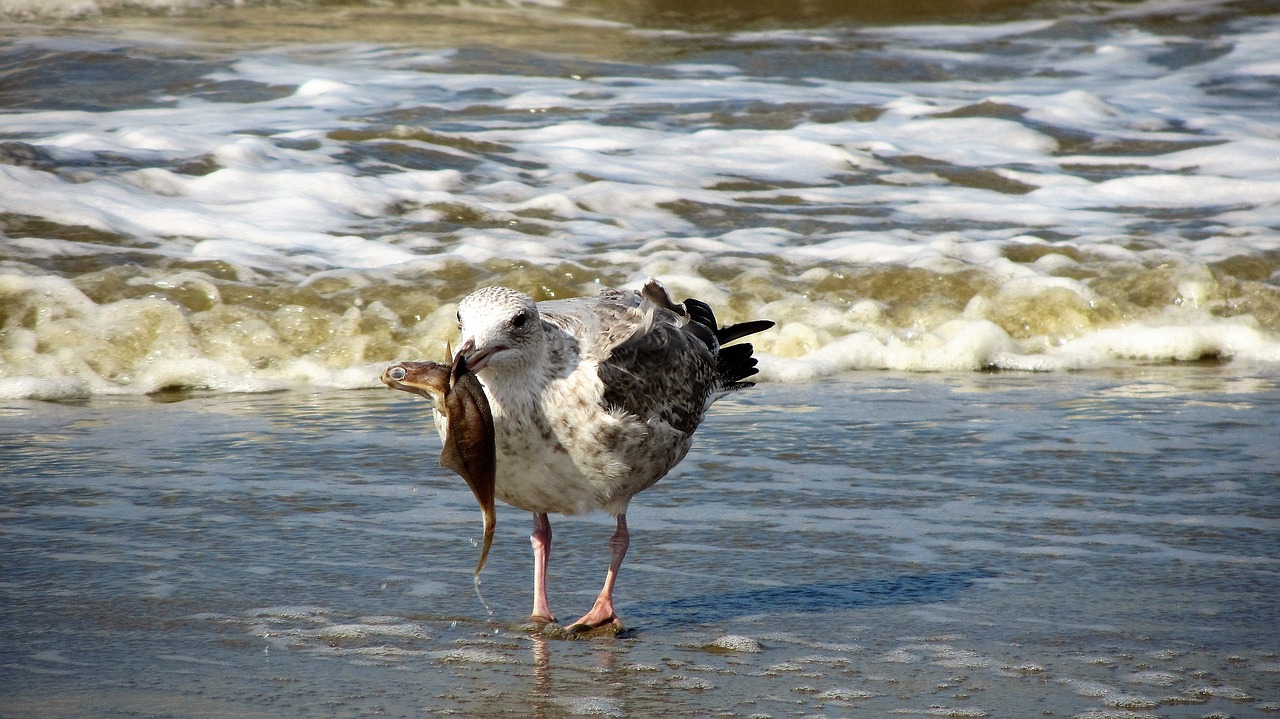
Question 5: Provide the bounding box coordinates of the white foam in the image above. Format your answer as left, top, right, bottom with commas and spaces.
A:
2, 6, 1278, 397
816, 687, 879, 700
1124, 670, 1180, 687
308, 622, 426, 640
1103, 696, 1160, 710
554, 697, 624, 717
706, 635, 764, 653
431, 647, 519, 664
868, 116, 1059, 165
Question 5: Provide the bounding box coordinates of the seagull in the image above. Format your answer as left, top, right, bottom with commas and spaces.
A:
441, 279, 772, 633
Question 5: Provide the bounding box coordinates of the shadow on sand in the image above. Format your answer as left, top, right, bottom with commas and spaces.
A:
624, 568, 993, 628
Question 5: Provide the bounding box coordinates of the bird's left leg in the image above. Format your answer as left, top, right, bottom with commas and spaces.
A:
568, 514, 628, 631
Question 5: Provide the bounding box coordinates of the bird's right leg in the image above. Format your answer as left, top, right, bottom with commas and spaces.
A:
529, 512, 556, 623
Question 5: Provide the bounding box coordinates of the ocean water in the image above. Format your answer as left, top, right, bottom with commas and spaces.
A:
2, 1, 1279, 717
2, 368, 1278, 718
3, 0, 1280, 397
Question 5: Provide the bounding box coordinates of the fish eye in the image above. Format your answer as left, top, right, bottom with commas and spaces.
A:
389, 367, 406, 381
512, 311, 528, 329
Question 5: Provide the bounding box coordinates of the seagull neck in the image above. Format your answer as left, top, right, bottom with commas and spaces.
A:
475, 361, 549, 409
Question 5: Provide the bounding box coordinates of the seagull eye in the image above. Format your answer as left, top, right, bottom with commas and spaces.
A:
512, 311, 529, 329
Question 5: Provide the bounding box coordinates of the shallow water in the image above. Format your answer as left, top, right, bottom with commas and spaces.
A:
3, 368, 1278, 717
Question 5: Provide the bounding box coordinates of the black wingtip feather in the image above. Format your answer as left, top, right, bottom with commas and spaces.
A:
684, 297, 716, 330
682, 296, 773, 390
717, 342, 761, 387
717, 319, 775, 345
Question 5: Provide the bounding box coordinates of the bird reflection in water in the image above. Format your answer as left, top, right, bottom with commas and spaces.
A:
530, 633, 551, 719
526, 631, 624, 719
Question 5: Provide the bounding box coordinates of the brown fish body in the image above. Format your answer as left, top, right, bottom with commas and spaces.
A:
382, 357, 496, 575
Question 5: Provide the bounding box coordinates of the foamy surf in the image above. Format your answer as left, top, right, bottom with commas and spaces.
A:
2, 1, 1278, 398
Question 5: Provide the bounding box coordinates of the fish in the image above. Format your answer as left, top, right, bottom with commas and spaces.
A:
381, 352, 496, 576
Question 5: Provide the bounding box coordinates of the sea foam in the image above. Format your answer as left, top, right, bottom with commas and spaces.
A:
2, 5, 1278, 397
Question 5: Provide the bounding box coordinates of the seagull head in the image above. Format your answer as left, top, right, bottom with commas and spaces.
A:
455, 286, 543, 374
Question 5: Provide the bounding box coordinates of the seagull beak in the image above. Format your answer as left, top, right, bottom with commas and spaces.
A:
456, 337, 500, 373
455, 337, 475, 362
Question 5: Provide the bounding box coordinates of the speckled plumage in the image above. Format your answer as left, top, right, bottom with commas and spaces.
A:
447, 279, 772, 630
452, 281, 757, 516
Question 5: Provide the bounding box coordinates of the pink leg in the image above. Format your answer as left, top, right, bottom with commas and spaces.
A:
530, 513, 555, 623
569, 514, 629, 630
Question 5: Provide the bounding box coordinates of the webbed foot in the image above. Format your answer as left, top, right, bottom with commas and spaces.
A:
565, 616, 625, 638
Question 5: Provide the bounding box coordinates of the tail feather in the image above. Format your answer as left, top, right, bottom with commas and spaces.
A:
717, 343, 761, 390
682, 297, 773, 391
717, 319, 775, 345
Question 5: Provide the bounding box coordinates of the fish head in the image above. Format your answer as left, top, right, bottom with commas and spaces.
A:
381, 361, 451, 409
